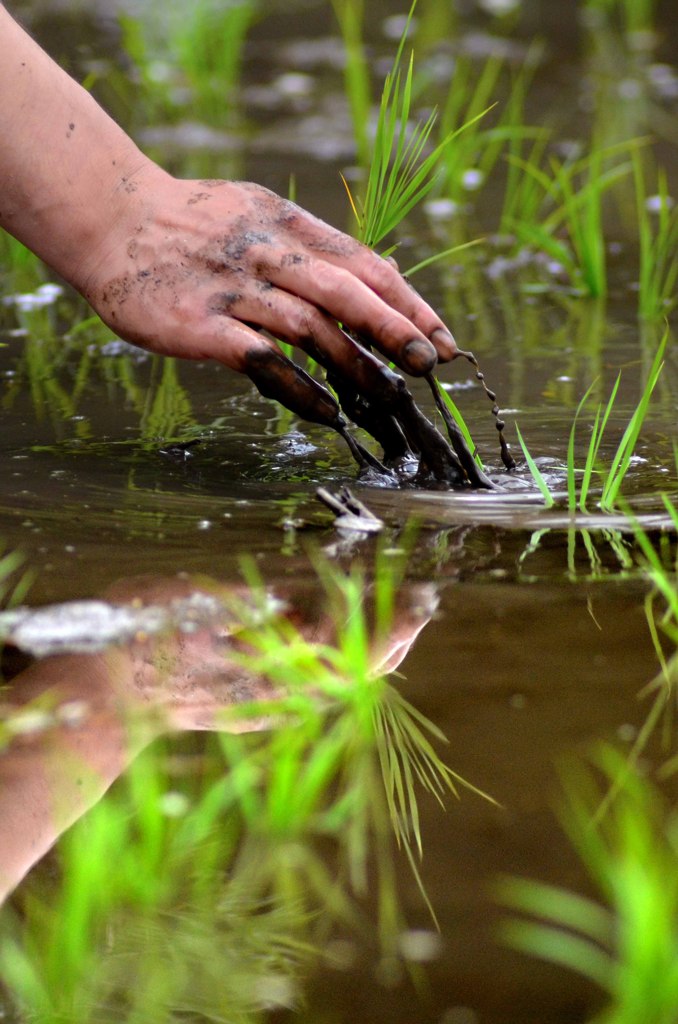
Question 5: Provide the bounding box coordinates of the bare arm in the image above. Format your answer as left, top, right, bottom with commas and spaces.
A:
0, 574, 435, 902
0, 4, 457, 382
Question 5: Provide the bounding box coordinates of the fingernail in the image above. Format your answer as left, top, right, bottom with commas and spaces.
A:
430, 327, 458, 362
402, 338, 437, 375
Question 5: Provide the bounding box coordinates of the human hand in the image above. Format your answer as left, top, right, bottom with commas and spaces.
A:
102, 572, 437, 733
0, 572, 436, 900
77, 169, 457, 391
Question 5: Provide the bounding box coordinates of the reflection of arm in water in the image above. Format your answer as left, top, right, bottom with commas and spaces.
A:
0, 575, 435, 903
0, 5, 457, 387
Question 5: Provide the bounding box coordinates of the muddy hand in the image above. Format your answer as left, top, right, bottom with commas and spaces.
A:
245, 346, 390, 476
0, 12, 457, 408
78, 175, 458, 381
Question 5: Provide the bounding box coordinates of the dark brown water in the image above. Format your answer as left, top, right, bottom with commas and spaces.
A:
1, 1, 677, 1021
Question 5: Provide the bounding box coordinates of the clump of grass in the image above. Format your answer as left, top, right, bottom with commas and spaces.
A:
331, 0, 372, 168
173, 0, 258, 116
330, 4, 488, 463
517, 326, 668, 512
120, 0, 259, 126
0, 555, 487, 1020
438, 49, 543, 207
341, 1, 491, 251
0, 233, 48, 298
497, 743, 678, 1024
634, 154, 678, 320
342, 53, 485, 250
506, 140, 642, 297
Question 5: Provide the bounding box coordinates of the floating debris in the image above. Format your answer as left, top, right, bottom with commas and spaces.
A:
316, 486, 385, 533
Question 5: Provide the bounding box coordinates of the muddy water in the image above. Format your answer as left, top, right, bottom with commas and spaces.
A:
1, 1, 677, 1022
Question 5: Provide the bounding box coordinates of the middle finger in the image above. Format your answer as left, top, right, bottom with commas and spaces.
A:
266, 254, 439, 376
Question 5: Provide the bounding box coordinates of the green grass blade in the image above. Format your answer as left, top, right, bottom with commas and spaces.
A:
600, 328, 668, 510
567, 381, 598, 513
404, 238, 482, 277
514, 423, 555, 507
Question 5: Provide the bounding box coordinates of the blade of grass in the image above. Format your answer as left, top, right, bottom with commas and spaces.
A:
514, 423, 555, 507
600, 327, 668, 510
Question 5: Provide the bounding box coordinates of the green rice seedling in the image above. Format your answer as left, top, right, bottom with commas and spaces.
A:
438, 50, 543, 208
415, 0, 458, 47
497, 744, 678, 1024
517, 327, 668, 513
403, 237, 482, 278
583, 0, 659, 36
331, 0, 371, 169
120, 0, 259, 126
117, 14, 171, 126
429, 378, 485, 470
507, 140, 642, 297
0, 233, 45, 296
499, 132, 551, 239
514, 423, 555, 507
634, 154, 678, 320
173, 0, 258, 120
342, 10, 491, 249
599, 327, 667, 511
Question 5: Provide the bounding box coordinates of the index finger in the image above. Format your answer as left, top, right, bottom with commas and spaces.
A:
329, 244, 458, 362
269, 253, 452, 376
273, 202, 458, 362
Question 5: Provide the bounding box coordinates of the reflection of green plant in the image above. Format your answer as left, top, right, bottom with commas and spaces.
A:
0, 741, 314, 1023
498, 745, 678, 1024
221, 560, 491, 938
140, 357, 198, 442
499, 478, 678, 1019
0, 543, 33, 629
0, 558, 485, 1020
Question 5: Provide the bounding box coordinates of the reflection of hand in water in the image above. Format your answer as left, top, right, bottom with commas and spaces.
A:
0, 574, 436, 902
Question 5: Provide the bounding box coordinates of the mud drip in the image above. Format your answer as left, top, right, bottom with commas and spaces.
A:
456, 349, 517, 472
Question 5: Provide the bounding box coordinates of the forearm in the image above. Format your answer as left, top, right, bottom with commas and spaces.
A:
0, 651, 158, 902
0, 3, 159, 288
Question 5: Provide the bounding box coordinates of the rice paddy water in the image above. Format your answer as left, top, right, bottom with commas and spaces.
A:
0, 1, 676, 1022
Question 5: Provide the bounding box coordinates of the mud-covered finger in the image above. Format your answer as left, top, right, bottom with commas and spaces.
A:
267, 256, 440, 375
270, 205, 458, 361
206, 286, 414, 456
